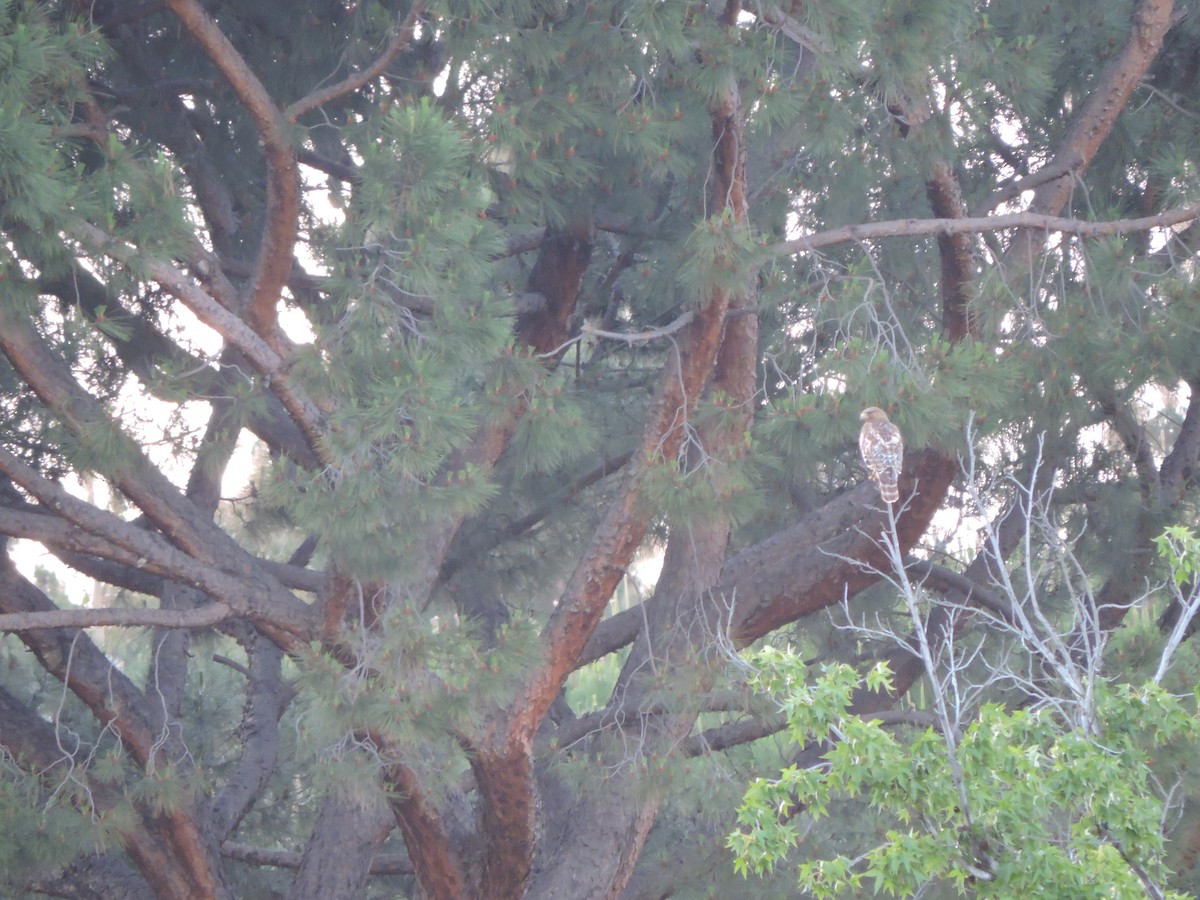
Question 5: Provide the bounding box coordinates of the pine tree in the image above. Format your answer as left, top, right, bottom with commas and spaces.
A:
0, 0, 1198, 897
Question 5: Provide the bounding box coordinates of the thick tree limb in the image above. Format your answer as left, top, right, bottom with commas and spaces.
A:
1027, 0, 1178, 219
0, 603, 232, 632
925, 161, 977, 340
290, 788, 397, 900
528, 11, 756, 895
782, 203, 1200, 257
384, 757, 470, 900
0, 450, 313, 639
72, 220, 331, 466
1159, 377, 1200, 505
163, 0, 300, 349
0, 686, 190, 899
208, 627, 288, 841
221, 841, 412, 875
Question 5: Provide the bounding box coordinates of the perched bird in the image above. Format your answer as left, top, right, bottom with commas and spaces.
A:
858, 407, 904, 504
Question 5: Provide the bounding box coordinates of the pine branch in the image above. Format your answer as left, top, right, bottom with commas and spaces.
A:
1026, 0, 1179, 219
163, 0, 300, 350
220, 841, 413, 875
0, 604, 232, 632
575, 602, 643, 668
0, 560, 164, 769
1008, 0, 1179, 267
209, 628, 287, 840
101, 36, 241, 250
759, 6, 836, 56
782, 203, 1200, 256
1096, 389, 1160, 502
71, 221, 331, 467
682, 708, 941, 757
439, 450, 634, 584
298, 148, 362, 184
0, 305, 243, 563
925, 161, 977, 340
384, 755, 468, 898
0, 323, 279, 604
0, 453, 306, 632
1158, 376, 1200, 506
287, 3, 426, 120
529, 67, 748, 738
0, 685, 188, 895
968, 152, 1085, 217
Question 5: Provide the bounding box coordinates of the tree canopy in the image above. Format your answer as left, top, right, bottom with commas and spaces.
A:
1, 0, 1200, 897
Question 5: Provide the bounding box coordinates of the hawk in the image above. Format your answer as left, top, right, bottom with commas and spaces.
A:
859, 407, 903, 504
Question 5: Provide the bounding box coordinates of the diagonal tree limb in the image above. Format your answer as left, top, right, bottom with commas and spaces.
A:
1010, 0, 1180, 265
0, 684, 198, 898
0, 554, 163, 772
527, 6, 758, 895
163, 0, 300, 350
385, 756, 469, 900
38, 260, 318, 466
1158, 376, 1200, 506
0, 501, 325, 598
71, 220, 331, 466
0, 306, 224, 562
0, 450, 313, 640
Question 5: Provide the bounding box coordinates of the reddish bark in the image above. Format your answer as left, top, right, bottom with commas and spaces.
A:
162, 0, 300, 351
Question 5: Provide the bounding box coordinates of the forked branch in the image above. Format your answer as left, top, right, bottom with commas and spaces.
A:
163, 0, 300, 348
